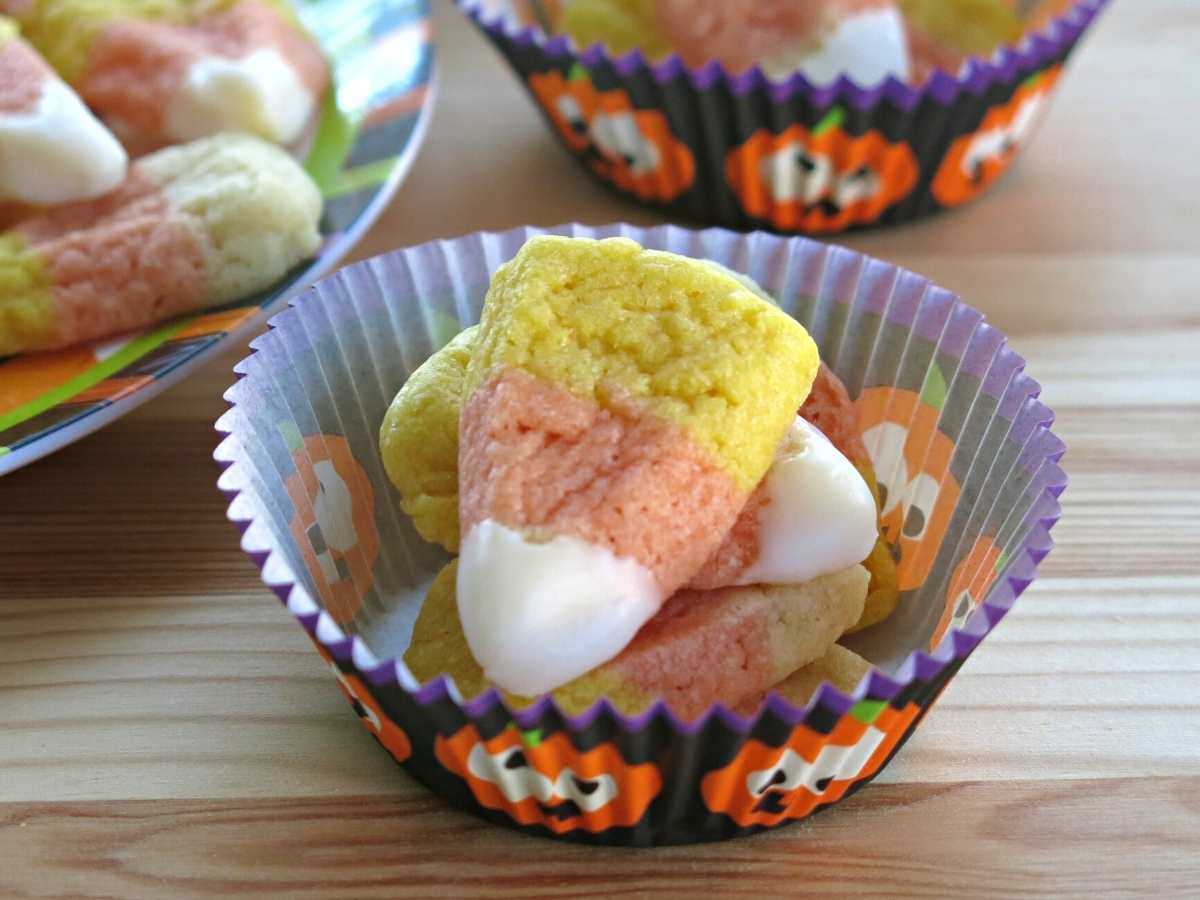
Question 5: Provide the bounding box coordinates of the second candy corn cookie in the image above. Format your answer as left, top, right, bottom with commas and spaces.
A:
406, 559, 868, 719
1, 132, 321, 355
9, 0, 328, 151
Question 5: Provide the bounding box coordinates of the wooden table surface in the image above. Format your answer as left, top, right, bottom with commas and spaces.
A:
3, 1, 1199, 896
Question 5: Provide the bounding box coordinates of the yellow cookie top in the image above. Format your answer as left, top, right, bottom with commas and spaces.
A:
379, 326, 477, 553
467, 236, 819, 493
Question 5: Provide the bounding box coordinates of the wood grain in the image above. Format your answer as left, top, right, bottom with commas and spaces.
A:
2, 779, 1198, 899
2, 0, 1199, 895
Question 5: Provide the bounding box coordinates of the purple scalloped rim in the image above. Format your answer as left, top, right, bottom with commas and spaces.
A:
213, 222, 1065, 742
458, 0, 1108, 112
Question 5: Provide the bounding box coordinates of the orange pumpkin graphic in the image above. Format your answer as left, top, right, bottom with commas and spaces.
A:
284, 433, 380, 625
309, 642, 413, 765
931, 66, 1061, 207
930, 534, 1003, 650
856, 387, 960, 591
328, 662, 413, 764
435, 724, 662, 834
700, 702, 921, 827
725, 115, 918, 233
528, 69, 695, 201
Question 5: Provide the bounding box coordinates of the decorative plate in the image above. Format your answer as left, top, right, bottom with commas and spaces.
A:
0, 0, 437, 475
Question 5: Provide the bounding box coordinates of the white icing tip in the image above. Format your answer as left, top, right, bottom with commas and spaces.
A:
457, 519, 662, 696
164, 49, 315, 144
0, 78, 127, 205
737, 417, 879, 586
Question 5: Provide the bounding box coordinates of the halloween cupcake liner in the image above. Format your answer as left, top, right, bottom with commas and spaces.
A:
214, 223, 1066, 845
457, 0, 1108, 233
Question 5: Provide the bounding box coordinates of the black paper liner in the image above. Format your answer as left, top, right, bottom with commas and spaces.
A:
215, 223, 1066, 845
458, 0, 1108, 233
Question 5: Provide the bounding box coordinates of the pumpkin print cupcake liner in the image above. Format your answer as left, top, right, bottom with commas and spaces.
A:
457, 0, 1108, 233
214, 223, 1066, 845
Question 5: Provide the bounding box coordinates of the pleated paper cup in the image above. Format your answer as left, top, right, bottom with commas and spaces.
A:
457, 0, 1107, 233
215, 223, 1065, 845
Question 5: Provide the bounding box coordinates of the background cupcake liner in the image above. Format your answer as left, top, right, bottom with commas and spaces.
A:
457, 0, 1108, 233
215, 223, 1065, 845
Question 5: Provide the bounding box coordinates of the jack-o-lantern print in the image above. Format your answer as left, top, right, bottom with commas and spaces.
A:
856, 386, 960, 592
283, 431, 380, 625
932, 67, 1061, 207
528, 68, 695, 201
700, 702, 921, 827
327, 661, 413, 764
725, 110, 918, 233
930, 535, 1004, 650
435, 724, 662, 834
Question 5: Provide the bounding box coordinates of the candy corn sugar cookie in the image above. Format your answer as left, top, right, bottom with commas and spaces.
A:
0, 132, 320, 356
381, 327, 893, 632
11, 0, 328, 151
406, 559, 868, 719
456, 236, 818, 695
